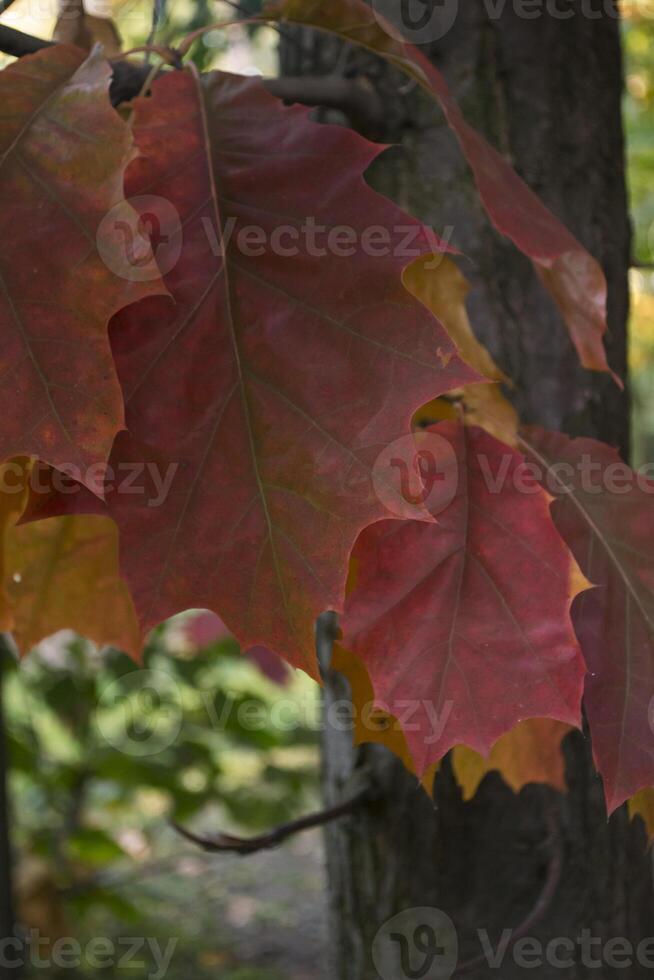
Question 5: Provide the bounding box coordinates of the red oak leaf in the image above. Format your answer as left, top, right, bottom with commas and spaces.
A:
523, 428, 654, 812
341, 421, 586, 773
263, 0, 617, 382
92, 69, 478, 675
0, 45, 164, 496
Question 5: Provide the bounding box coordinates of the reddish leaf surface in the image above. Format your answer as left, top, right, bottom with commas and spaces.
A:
341, 421, 586, 773
262, 0, 616, 382
523, 428, 654, 812
333, 645, 573, 797
85, 69, 478, 676
183, 612, 290, 685
184, 611, 232, 649
0, 46, 163, 496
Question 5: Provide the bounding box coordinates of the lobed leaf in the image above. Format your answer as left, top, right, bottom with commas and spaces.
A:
0, 45, 163, 497
0, 460, 139, 656
262, 0, 617, 382
452, 719, 573, 800
403, 255, 519, 445
333, 645, 572, 799
90, 69, 478, 676
523, 428, 654, 812
341, 421, 586, 772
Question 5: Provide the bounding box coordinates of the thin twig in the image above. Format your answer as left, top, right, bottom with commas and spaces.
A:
453, 807, 563, 976
172, 791, 367, 856
145, 0, 166, 61
0, 24, 52, 57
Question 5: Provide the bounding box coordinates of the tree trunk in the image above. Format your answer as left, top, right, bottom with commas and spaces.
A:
283, 3, 654, 979
0, 638, 17, 980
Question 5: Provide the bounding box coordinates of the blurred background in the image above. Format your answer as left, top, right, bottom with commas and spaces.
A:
4, 619, 324, 979
0, 0, 653, 976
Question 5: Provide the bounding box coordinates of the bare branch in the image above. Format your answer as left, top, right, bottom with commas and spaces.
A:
0, 25, 384, 133
265, 75, 384, 138
0, 24, 52, 57
171, 791, 367, 856
453, 807, 563, 977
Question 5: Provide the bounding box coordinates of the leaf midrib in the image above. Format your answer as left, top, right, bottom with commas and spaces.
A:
192, 67, 295, 642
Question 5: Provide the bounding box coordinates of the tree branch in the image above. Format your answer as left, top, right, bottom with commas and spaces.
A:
171, 791, 367, 856
264, 76, 384, 138
0, 24, 384, 134
0, 24, 152, 105
453, 807, 563, 977
0, 24, 52, 57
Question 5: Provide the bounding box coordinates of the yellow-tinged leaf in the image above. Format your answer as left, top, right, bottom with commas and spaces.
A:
1, 466, 140, 657
458, 384, 520, 446
262, 0, 617, 383
404, 256, 504, 382
412, 398, 458, 428
6, 514, 140, 658
332, 646, 576, 802
404, 256, 519, 445
53, 0, 122, 54
628, 789, 654, 842
331, 644, 415, 771
332, 645, 439, 796
452, 719, 573, 800
0, 460, 30, 632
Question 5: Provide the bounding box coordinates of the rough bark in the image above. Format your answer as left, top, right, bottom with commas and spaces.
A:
0, 638, 17, 979
285, 4, 654, 978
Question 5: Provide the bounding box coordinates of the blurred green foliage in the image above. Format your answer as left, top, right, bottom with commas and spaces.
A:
623, 5, 654, 463
6, 626, 320, 977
